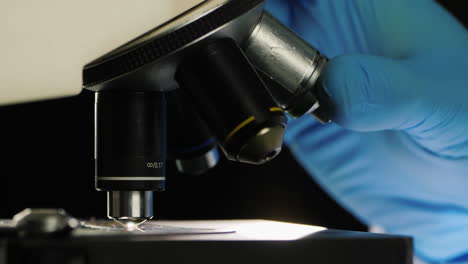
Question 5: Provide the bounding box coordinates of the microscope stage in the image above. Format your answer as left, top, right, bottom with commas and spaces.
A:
1, 219, 412, 264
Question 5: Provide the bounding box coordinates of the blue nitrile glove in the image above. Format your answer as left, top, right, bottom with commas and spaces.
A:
265, 0, 468, 263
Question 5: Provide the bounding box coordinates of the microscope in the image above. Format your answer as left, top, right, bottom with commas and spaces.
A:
83, 0, 331, 224
0, 1, 413, 263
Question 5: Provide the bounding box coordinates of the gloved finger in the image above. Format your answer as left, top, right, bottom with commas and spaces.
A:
322, 54, 428, 132
263, 0, 292, 26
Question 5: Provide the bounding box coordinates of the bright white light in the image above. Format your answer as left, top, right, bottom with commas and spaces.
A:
237, 220, 326, 240
126, 222, 138, 230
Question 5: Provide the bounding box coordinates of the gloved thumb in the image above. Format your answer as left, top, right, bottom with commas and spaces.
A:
321, 54, 427, 132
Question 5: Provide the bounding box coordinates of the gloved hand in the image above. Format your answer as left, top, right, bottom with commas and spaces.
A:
265, 0, 468, 263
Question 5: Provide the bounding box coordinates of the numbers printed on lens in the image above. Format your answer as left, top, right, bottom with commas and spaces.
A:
146, 162, 163, 169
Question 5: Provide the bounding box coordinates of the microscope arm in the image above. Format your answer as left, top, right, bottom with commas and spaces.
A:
0, 0, 203, 105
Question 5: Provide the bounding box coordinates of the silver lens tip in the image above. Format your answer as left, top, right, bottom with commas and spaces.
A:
107, 191, 154, 222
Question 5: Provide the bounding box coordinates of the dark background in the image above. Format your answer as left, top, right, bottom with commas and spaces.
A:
0, 0, 463, 231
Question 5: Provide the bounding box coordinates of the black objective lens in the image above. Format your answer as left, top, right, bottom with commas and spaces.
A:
176, 38, 287, 165
167, 89, 219, 175
95, 92, 166, 191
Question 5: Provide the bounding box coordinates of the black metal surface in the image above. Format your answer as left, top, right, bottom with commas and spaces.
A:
176, 38, 286, 164
1, 220, 413, 264
167, 90, 220, 175
95, 92, 166, 191
166, 89, 216, 160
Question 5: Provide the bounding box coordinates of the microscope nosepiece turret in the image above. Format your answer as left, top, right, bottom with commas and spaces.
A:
83, 0, 331, 221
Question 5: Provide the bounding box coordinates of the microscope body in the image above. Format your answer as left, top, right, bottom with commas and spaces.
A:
84, 0, 331, 223
0, 0, 331, 223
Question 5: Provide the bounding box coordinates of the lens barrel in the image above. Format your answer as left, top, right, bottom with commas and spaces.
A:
95, 91, 166, 220
245, 12, 331, 122
176, 38, 287, 165
167, 89, 220, 175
